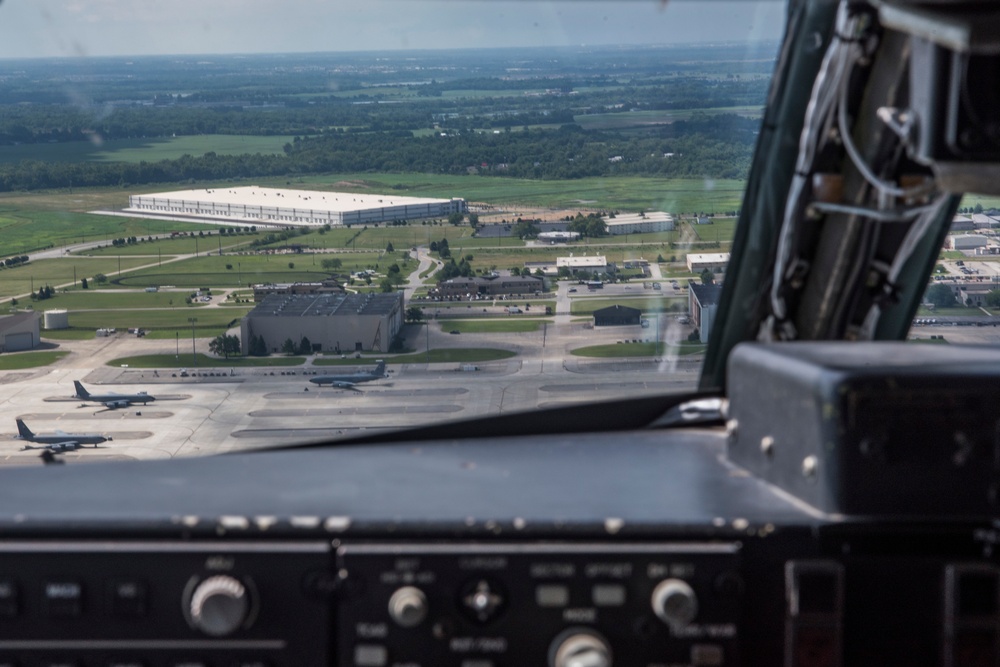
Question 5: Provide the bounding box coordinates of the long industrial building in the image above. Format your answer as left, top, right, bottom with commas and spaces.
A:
240, 292, 403, 355
126, 186, 466, 227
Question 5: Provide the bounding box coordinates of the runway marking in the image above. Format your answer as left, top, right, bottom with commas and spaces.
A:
248, 405, 462, 417
263, 388, 468, 399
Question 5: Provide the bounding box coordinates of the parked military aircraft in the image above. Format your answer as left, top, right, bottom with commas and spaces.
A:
308, 361, 388, 389
74, 381, 155, 408
15, 419, 110, 452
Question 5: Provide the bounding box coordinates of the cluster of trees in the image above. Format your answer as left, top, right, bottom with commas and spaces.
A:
380, 263, 406, 292
0, 113, 758, 192
567, 213, 610, 238
429, 238, 451, 259
208, 334, 241, 359
1, 255, 29, 268
31, 285, 55, 300
246, 333, 269, 356
435, 257, 474, 281
111, 236, 140, 247
281, 336, 314, 356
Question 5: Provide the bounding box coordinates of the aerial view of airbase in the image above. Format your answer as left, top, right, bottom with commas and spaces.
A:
1, 46, 998, 465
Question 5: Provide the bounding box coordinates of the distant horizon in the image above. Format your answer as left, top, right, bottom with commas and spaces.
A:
0, 1, 784, 60
0, 39, 783, 63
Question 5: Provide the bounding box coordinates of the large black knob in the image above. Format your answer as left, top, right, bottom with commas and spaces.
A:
187, 575, 251, 636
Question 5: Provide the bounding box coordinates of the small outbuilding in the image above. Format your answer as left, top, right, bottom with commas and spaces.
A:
0, 311, 42, 352
593, 304, 642, 327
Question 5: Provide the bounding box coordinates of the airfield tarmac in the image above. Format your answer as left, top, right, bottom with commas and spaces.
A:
0, 317, 703, 466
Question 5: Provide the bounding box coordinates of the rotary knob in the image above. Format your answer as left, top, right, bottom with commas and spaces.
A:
187, 575, 251, 636
388, 586, 428, 628
651, 578, 698, 631
549, 629, 613, 667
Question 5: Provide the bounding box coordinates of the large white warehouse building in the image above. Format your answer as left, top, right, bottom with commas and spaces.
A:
126, 186, 466, 227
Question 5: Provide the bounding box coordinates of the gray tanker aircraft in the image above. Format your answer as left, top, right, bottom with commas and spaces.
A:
74, 380, 155, 408
16, 419, 110, 452
308, 361, 388, 390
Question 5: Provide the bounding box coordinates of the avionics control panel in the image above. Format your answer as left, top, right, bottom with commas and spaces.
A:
0, 541, 331, 666
334, 542, 743, 667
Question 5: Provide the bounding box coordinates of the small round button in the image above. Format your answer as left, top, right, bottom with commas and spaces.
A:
651, 578, 698, 630
187, 575, 251, 637
388, 586, 428, 627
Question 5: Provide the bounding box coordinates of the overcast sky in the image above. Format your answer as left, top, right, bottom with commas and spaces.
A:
0, 0, 784, 58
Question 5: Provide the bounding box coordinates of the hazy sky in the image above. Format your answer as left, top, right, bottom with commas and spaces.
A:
0, 0, 784, 58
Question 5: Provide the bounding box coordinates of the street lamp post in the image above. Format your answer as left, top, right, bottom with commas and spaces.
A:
188, 318, 198, 367
175, 331, 179, 360
238, 262, 242, 287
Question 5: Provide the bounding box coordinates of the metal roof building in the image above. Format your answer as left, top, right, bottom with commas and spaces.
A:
127, 186, 466, 228
240, 292, 403, 355
603, 212, 674, 235
0, 311, 41, 353
593, 304, 642, 327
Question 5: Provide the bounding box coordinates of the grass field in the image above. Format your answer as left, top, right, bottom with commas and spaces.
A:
64, 308, 248, 338
574, 106, 763, 131
0, 350, 70, 369
571, 342, 705, 357
437, 319, 548, 333
111, 252, 413, 289
106, 353, 306, 368
32, 291, 212, 310
79, 235, 253, 257
0, 135, 296, 165
312, 348, 517, 364
41, 329, 104, 340
0, 257, 156, 300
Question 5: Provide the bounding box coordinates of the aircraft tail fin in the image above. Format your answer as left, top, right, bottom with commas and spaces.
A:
73, 381, 90, 398
15, 419, 34, 440
374, 360, 387, 377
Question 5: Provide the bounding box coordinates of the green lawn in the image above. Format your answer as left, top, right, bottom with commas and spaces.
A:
0, 257, 155, 300
0, 135, 296, 165
31, 291, 211, 310
107, 353, 307, 368
438, 319, 549, 333
0, 350, 70, 369
113, 253, 406, 289
78, 235, 251, 257
63, 308, 249, 338
314, 348, 517, 364
571, 342, 705, 357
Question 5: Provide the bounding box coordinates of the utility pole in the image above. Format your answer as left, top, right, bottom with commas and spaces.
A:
175, 331, 179, 360
188, 318, 198, 367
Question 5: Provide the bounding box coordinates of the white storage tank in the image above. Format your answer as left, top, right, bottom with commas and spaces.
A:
43, 309, 69, 330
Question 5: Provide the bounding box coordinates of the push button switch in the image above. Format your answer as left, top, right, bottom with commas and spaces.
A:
43, 580, 83, 617
109, 580, 148, 617
0, 579, 18, 617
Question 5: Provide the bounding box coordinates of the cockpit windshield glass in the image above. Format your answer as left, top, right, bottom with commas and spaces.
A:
0, 1, 789, 463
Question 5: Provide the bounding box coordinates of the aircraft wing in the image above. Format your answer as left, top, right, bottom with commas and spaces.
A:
22, 441, 79, 452
332, 381, 361, 391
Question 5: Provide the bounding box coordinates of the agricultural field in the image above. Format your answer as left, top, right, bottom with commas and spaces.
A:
0, 135, 296, 165
574, 106, 764, 131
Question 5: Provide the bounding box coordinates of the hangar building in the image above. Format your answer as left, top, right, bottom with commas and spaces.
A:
593, 305, 642, 327
127, 186, 466, 228
241, 292, 403, 355
0, 311, 41, 353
